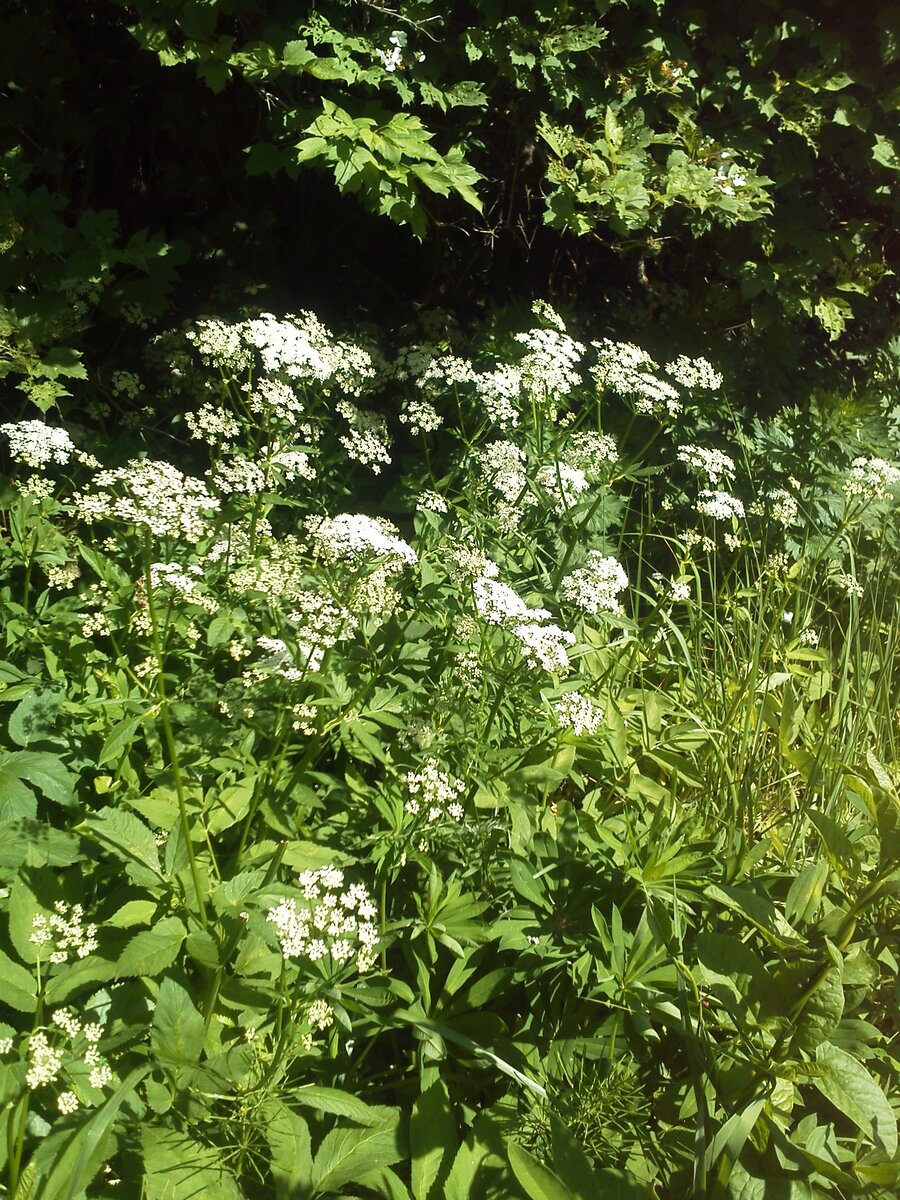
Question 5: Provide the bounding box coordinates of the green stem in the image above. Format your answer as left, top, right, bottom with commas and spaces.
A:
142, 532, 210, 929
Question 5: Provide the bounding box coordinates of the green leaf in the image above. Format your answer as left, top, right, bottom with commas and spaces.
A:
295, 1086, 388, 1127
812, 1042, 898, 1155
141, 1128, 243, 1199
792, 963, 844, 1054
0, 751, 76, 811
0, 946, 37, 1011
508, 1141, 576, 1200
410, 1079, 457, 1200
312, 1117, 405, 1195
548, 1116, 601, 1199
8, 687, 62, 746
265, 1100, 313, 1199
152, 976, 204, 1066
97, 713, 144, 767
116, 916, 186, 978
86, 807, 165, 885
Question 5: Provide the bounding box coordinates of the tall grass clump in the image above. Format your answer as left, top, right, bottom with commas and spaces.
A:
0, 301, 898, 1199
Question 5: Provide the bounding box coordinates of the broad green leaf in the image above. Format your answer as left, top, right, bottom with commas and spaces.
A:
812, 1042, 897, 1155
0, 751, 76, 810
8, 687, 62, 747
410, 1079, 456, 1200
548, 1116, 602, 1199
152, 976, 204, 1066
116, 916, 186, 978
312, 1118, 405, 1195
0, 946, 37, 1011
791, 963, 844, 1054
141, 1128, 243, 1199
265, 1100, 313, 1199
295, 1086, 389, 1127
86, 807, 164, 885
508, 1141, 576, 1200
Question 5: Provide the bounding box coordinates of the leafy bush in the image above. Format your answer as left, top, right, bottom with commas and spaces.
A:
0, 301, 898, 1197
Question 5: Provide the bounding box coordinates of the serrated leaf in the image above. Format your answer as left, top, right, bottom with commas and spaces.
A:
152, 977, 204, 1065
295, 1086, 388, 1127
86, 808, 164, 884
411, 1079, 456, 1200
97, 714, 144, 767
116, 917, 185, 978
0, 751, 76, 810
8, 687, 62, 747
264, 1100, 313, 1197
141, 1128, 242, 1199
312, 1118, 404, 1195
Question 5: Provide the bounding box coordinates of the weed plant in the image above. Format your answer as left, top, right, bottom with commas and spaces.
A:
0, 302, 898, 1198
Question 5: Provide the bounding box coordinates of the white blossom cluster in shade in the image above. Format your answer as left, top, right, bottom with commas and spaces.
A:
269, 445, 316, 483
418, 353, 477, 394
472, 571, 574, 674
267, 867, 379, 973
391, 342, 441, 383
399, 397, 442, 434
307, 513, 417, 570
416, 489, 449, 514
473, 365, 523, 428
664, 355, 723, 391
536, 462, 590, 512
348, 561, 404, 623
677, 444, 735, 484
336, 401, 392, 474
514, 327, 585, 401
23, 1008, 112, 1101
836, 572, 864, 598
531, 300, 568, 331
799, 627, 820, 647
149, 562, 218, 613
404, 759, 465, 822
561, 552, 629, 617
1, 420, 75, 469
209, 451, 268, 495
768, 487, 799, 525
250, 377, 305, 424
185, 402, 240, 444
563, 431, 619, 474
474, 440, 529, 503
30, 902, 98, 964
286, 591, 358, 672
552, 691, 605, 736
187, 311, 378, 396
591, 340, 682, 417
696, 490, 745, 521
248, 637, 307, 683
73, 458, 220, 542
842, 456, 900, 501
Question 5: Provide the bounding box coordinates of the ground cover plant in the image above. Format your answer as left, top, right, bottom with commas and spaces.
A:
0, 301, 899, 1198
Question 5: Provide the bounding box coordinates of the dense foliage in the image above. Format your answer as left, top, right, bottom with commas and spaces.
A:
2, 0, 899, 412
0, 304, 898, 1197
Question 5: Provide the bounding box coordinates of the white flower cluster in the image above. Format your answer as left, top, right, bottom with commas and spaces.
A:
24, 1008, 111, 1101
418, 353, 477, 394
677, 444, 735, 484
150, 562, 218, 612
664, 355, 723, 391
270, 445, 316, 483
842, 456, 900, 502
288, 591, 357, 671
74, 459, 220, 542
416, 489, 449, 514
592, 340, 682, 417
209, 451, 268, 495
473, 365, 522, 428
250, 378, 305, 425
561, 553, 629, 616
552, 691, 605, 736
514, 327, 585, 401
473, 570, 573, 674
307, 513, 417, 570
185, 318, 254, 373
768, 487, 799, 526
837, 572, 864, 598
404, 759, 465, 822
474, 440, 529, 503
185, 402, 240, 444
249, 637, 307, 683
531, 300, 568, 331
536, 462, 590, 512
399, 397, 442, 435
267, 867, 379, 973
1, 420, 75, 469
696, 490, 745, 521
337, 401, 392, 473
564, 431, 619, 474
30, 902, 99, 964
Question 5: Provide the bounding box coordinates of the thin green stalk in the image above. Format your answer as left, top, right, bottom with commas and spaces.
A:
142, 531, 210, 929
